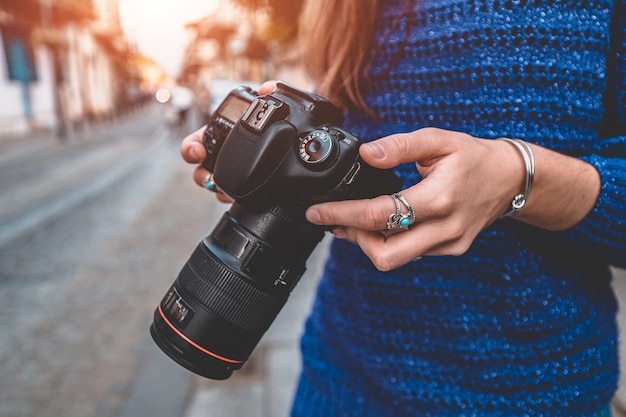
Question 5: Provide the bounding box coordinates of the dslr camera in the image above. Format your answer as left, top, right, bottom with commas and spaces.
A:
150, 81, 401, 380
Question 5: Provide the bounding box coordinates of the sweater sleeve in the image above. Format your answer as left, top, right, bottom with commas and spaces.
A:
557, 149, 626, 268
554, 2, 626, 268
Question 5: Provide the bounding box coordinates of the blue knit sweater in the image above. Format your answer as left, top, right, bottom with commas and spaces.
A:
291, 0, 626, 416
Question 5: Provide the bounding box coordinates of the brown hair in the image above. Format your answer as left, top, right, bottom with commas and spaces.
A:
298, 0, 381, 111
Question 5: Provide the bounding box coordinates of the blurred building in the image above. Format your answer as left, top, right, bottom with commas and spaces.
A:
179, 0, 310, 117
0, 0, 148, 138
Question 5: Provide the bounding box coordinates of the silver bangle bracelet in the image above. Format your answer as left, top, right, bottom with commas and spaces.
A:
498, 138, 535, 217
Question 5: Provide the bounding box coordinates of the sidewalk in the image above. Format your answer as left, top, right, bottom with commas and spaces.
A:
611, 269, 626, 416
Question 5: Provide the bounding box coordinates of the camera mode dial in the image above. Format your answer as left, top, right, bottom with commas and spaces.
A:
299, 129, 337, 167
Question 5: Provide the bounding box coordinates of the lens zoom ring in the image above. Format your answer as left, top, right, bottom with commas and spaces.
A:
178, 243, 284, 333
268, 205, 320, 235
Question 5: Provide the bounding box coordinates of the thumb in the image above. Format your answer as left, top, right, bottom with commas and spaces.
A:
360, 128, 460, 169
258, 80, 277, 95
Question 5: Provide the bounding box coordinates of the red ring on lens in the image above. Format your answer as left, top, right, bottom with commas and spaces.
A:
157, 304, 245, 364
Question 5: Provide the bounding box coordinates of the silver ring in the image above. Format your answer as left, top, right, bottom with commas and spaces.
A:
386, 192, 416, 230
204, 173, 218, 192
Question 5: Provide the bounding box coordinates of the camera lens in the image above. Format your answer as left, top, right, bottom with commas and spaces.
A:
150, 203, 324, 379
299, 130, 335, 164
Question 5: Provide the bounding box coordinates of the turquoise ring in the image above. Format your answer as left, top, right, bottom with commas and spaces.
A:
386, 192, 416, 230
204, 173, 218, 192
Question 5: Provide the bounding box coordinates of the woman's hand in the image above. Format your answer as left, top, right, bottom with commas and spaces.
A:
304, 128, 601, 271
179, 80, 278, 204
180, 125, 233, 203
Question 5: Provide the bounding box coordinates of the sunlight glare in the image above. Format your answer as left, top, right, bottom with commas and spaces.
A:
119, 0, 225, 76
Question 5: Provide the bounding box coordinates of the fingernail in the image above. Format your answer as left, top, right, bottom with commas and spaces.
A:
332, 228, 347, 239
189, 147, 200, 161
306, 208, 321, 224
363, 142, 385, 159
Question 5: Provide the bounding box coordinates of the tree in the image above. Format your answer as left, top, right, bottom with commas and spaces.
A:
231, 0, 305, 45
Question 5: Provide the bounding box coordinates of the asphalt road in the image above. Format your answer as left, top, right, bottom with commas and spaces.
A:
0, 105, 223, 417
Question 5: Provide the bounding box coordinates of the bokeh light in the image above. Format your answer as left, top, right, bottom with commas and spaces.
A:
155, 88, 171, 103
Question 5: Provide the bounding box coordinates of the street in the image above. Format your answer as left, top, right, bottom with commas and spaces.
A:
0, 103, 625, 417
0, 104, 198, 417
0, 104, 328, 417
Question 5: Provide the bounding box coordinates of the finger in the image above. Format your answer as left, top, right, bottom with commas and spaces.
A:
352, 207, 480, 268
341, 221, 466, 271
337, 227, 421, 271
307, 184, 452, 230
192, 166, 233, 202
215, 192, 234, 204
258, 80, 277, 95
359, 127, 468, 169
192, 165, 210, 188
306, 194, 400, 231
181, 125, 208, 163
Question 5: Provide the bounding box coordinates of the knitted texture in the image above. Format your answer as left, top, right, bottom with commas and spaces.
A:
291, 0, 626, 416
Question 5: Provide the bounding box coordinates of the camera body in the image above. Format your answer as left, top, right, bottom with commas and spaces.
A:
204, 81, 394, 206
150, 82, 401, 380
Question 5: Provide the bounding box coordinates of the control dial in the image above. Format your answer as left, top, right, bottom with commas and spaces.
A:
299, 130, 336, 165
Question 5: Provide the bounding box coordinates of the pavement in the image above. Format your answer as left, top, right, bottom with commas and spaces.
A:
614, 275, 626, 416
1, 107, 625, 417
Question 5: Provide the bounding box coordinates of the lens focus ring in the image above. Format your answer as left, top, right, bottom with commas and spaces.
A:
177, 242, 284, 333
